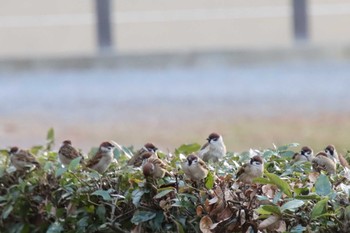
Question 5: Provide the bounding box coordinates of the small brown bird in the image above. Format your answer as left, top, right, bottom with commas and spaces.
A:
142, 152, 169, 179
58, 140, 84, 166
86, 141, 115, 173
128, 143, 158, 167
9, 147, 40, 170
236, 155, 264, 184
198, 133, 226, 162
182, 153, 209, 181
293, 146, 314, 162
325, 145, 350, 168
312, 152, 336, 174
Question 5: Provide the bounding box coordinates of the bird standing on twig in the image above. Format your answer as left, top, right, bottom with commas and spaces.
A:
182, 153, 209, 182
236, 155, 264, 184
86, 141, 115, 173
9, 147, 40, 170
58, 140, 84, 166
198, 132, 226, 162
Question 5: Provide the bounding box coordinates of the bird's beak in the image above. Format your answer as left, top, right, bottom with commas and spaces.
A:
206, 138, 210, 142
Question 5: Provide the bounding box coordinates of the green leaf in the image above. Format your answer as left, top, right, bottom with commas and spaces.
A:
47, 221, 63, 233
205, 171, 214, 190
68, 157, 82, 171
290, 224, 306, 233
132, 189, 145, 207
46, 128, 55, 150
175, 143, 201, 155
311, 197, 329, 219
47, 128, 55, 141
256, 205, 281, 215
150, 211, 164, 231
295, 194, 320, 200
265, 172, 292, 197
315, 174, 332, 196
280, 200, 304, 212
131, 211, 156, 225
96, 205, 106, 222
174, 220, 185, 233
280, 150, 295, 158
154, 189, 174, 199
253, 177, 274, 185
77, 216, 89, 229
2, 205, 13, 219
91, 190, 111, 201
55, 167, 67, 177
272, 191, 282, 204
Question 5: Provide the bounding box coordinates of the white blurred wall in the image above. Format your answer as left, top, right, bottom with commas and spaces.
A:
0, 0, 349, 57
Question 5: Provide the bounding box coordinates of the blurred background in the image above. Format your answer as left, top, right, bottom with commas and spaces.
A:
0, 0, 350, 154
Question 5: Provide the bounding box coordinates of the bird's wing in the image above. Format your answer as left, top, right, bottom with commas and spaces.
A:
17, 150, 38, 163
198, 142, 210, 158
200, 142, 209, 151
148, 157, 167, 169
86, 151, 103, 168
236, 164, 248, 178
59, 145, 80, 159
198, 158, 208, 170
339, 153, 350, 168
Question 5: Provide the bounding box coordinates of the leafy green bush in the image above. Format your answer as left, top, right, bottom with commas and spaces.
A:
1, 130, 350, 233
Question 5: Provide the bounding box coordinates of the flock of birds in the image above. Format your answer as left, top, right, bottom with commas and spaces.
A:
6, 132, 349, 184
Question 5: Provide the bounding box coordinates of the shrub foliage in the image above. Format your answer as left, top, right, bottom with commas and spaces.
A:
1, 129, 350, 233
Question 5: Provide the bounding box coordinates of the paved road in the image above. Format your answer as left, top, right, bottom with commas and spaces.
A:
1, 58, 350, 150
1, 59, 350, 118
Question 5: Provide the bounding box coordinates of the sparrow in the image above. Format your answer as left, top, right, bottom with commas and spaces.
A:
198, 132, 226, 162
86, 141, 115, 173
58, 140, 84, 166
9, 147, 40, 170
236, 155, 264, 184
325, 145, 350, 168
182, 153, 209, 181
293, 146, 314, 162
142, 152, 169, 179
127, 143, 158, 167
312, 152, 336, 174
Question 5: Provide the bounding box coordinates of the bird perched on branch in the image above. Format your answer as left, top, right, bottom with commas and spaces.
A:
324, 145, 350, 169
142, 152, 169, 179
9, 147, 40, 170
198, 132, 226, 162
293, 146, 314, 162
58, 140, 84, 166
236, 155, 264, 184
312, 152, 336, 174
128, 143, 158, 167
86, 141, 115, 173
182, 153, 209, 181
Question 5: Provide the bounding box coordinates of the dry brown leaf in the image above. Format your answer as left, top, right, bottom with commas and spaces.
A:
131, 223, 143, 233
197, 205, 204, 217
208, 196, 219, 205
308, 172, 319, 183
200, 215, 214, 233
262, 184, 277, 198
204, 199, 212, 213
275, 220, 286, 232
209, 198, 225, 218
159, 200, 171, 211
258, 215, 280, 230
217, 206, 233, 221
